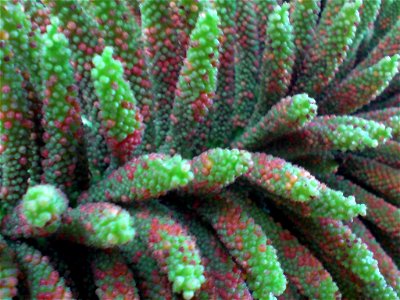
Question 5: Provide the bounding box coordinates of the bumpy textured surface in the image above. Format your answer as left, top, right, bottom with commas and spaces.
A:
1, 0, 399, 299
0, 236, 18, 300
233, 94, 318, 149
59, 202, 135, 248
92, 46, 143, 164
40, 17, 85, 200
250, 3, 294, 123
196, 191, 287, 299
123, 202, 205, 300
91, 250, 140, 300
10, 242, 72, 299
2, 185, 67, 238
0, 3, 34, 215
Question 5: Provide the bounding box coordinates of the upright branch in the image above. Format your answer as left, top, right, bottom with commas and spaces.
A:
294, 1, 361, 97
208, 0, 237, 147
0, 3, 35, 215
40, 18, 85, 201
231, 0, 260, 132
89, 0, 154, 153
141, 0, 184, 147
250, 3, 295, 123
163, 7, 221, 157
91, 46, 143, 164
45, 0, 110, 181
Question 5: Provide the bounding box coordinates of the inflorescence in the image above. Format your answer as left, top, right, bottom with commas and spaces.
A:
0, 0, 399, 299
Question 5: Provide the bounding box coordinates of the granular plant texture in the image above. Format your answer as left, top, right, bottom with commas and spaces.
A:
0, 0, 399, 299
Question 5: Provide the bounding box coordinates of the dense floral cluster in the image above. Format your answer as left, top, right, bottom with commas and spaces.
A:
0, 0, 399, 299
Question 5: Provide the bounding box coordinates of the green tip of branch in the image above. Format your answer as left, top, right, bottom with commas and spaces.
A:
311, 188, 367, 220
93, 207, 135, 246
288, 93, 318, 125
143, 155, 194, 194
329, 117, 392, 152
22, 185, 68, 228
189, 149, 253, 192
